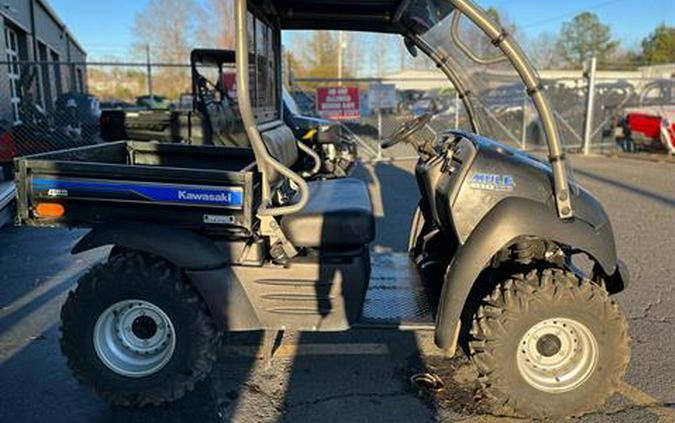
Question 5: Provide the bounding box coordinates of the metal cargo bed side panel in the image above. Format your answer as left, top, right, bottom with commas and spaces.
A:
15, 142, 260, 234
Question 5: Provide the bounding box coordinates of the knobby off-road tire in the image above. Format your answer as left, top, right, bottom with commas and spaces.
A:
469, 268, 630, 419
60, 252, 218, 406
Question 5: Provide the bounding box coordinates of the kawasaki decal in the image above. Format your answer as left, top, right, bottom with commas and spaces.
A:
32, 178, 244, 208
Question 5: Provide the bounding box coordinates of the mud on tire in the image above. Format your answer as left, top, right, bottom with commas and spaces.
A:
469, 268, 630, 419
60, 252, 218, 406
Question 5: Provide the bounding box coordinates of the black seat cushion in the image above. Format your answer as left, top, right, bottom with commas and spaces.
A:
281, 178, 374, 248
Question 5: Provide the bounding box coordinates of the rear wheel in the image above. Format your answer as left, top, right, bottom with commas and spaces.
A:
60, 252, 218, 406
469, 268, 630, 419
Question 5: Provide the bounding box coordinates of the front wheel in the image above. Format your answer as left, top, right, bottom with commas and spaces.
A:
60, 252, 218, 406
469, 269, 630, 419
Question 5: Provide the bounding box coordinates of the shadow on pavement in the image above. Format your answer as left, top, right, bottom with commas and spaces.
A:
574, 168, 675, 208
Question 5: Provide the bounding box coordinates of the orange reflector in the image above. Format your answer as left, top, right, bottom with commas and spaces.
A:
35, 203, 65, 218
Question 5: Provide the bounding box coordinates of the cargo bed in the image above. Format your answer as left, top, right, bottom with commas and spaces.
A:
15, 141, 260, 235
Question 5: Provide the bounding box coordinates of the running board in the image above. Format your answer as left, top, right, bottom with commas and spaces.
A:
356, 253, 436, 331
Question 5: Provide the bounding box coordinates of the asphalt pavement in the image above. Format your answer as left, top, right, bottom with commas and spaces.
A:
0, 153, 673, 422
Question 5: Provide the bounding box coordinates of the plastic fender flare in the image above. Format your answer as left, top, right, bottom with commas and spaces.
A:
71, 222, 261, 329
434, 197, 621, 350
72, 222, 229, 269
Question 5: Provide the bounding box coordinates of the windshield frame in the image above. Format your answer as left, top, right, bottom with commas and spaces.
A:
404, 0, 573, 219
234, 0, 574, 220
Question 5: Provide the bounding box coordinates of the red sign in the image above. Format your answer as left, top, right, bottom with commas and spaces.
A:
221, 71, 238, 99
316, 86, 360, 120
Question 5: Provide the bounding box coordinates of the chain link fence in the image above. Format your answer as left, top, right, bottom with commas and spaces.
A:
1, 61, 91, 177
289, 71, 675, 162
1, 59, 674, 180
0, 60, 196, 179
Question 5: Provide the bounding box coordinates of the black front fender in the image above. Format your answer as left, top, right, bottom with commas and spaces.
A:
72, 222, 229, 269
435, 197, 623, 350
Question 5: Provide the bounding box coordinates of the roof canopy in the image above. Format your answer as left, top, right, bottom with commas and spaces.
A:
253, 0, 455, 34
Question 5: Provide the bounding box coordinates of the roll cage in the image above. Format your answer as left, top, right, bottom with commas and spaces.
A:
234, 0, 574, 219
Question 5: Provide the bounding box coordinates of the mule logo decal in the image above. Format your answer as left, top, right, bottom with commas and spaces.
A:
470, 173, 515, 192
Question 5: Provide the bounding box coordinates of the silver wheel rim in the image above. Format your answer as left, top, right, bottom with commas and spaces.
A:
516, 317, 598, 393
93, 299, 176, 378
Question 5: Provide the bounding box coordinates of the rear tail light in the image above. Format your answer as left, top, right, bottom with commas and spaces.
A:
34, 203, 65, 218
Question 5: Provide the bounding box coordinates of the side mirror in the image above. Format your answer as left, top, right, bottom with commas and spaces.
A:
404, 37, 418, 58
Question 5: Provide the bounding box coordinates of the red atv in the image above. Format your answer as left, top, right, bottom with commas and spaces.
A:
615, 79, 675, 154
618, 106, 675, 154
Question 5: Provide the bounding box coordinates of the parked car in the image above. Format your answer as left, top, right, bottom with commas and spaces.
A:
411, 97, 441, 117
136, 95, 172, 110
99, 100, 138, 110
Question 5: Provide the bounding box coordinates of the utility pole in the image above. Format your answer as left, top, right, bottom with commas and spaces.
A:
337, 31, 345, 85
582, 56, 597, 156
146, 44, 154, 100
400, 38, 405, 71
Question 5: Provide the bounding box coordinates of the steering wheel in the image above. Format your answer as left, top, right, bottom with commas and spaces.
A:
381, 113, 433, 149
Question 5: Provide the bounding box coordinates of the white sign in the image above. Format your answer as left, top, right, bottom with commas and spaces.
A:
368, 83, 397, 110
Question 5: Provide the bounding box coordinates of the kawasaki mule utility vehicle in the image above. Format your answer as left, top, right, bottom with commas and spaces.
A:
14, 0, 630, 418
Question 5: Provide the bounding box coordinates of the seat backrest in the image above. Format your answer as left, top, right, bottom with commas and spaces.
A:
201, 98, 249, 148
205, 100, 228, 136
260, 124, 299, 185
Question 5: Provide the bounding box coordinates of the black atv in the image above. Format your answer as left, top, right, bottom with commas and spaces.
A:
14, 0, 629, 419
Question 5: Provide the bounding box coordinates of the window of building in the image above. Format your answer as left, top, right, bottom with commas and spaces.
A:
76, 67, 83, 93
51, 50, 62, 95
33, 44, 45, 110
4, 26, 21, 124
38, 42, 53, 112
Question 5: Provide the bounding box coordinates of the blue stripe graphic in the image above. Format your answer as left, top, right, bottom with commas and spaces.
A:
32, 178, 244, 208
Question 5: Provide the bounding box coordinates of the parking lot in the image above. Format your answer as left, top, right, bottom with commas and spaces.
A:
0, 154, 674, 422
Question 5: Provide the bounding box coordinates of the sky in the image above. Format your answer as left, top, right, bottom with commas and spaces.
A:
49, 0, 674, 61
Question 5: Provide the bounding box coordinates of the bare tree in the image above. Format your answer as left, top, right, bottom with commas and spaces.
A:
373, 34, 388, 76
344, 32, 362, 77
133, 0, 200, 99
527, 32, 562, 69
197, 0, 236, 49
301, 31, 341, 78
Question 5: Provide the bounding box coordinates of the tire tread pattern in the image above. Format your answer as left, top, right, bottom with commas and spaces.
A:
60, 252, 218, 407
469, 268, 630, 418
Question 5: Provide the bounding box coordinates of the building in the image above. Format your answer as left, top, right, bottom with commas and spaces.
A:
384, 64, 675, 93
0, 0, 86, 125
